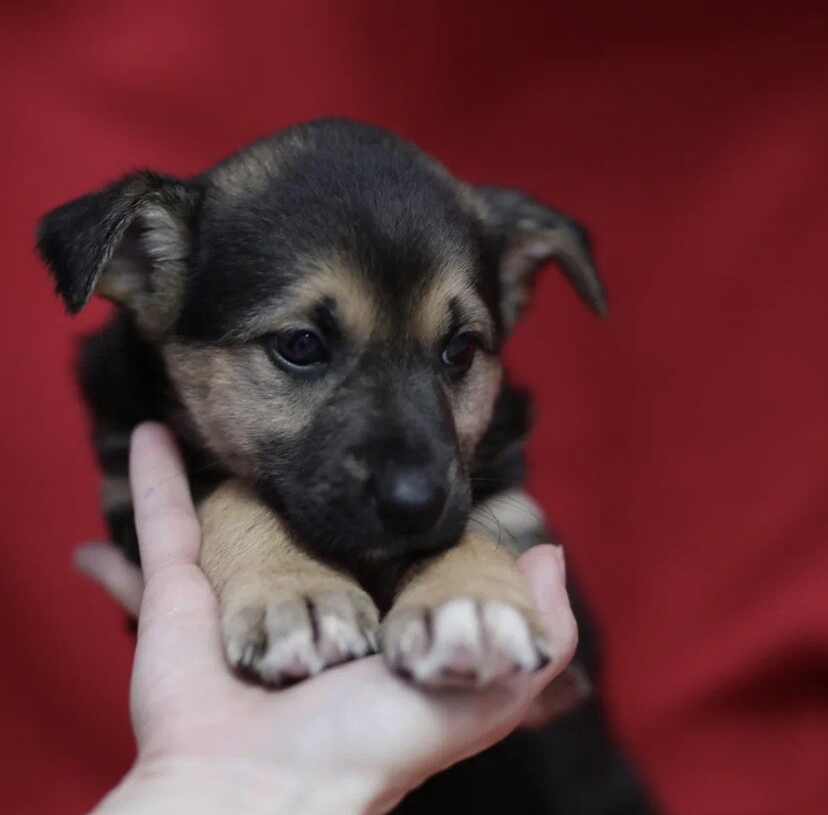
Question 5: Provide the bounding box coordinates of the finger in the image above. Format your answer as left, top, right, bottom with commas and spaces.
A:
518, 544, 579, 688
517, 544, 585, 727
127, 423, 226, 684
129, 422, 202, 580
74, 543, 144, 616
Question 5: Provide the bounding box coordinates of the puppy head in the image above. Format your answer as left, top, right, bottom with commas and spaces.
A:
38, 118, 604, 567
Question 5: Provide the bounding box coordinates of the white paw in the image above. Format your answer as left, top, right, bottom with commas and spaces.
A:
223, 588, 379, 686
382, 598, 550, 688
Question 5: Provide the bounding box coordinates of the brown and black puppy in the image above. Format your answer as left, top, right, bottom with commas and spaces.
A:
38, 118, 605, 689
38, 118, 659, 815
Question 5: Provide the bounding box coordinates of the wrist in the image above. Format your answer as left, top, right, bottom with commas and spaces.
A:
91, 757, 383, 815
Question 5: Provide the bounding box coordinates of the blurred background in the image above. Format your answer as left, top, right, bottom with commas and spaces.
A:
1, 2, 827, 813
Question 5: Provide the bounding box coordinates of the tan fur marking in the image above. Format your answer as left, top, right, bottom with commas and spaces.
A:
417, 269, 503, 461
411, 264, 501, 460
221, 254, 383, 345
198, 480, 378, 682
289, 256, 382, 343
451, 353, 502, 460
199, 480, 358, 597
163, 341, 318, 474
412, 263, 490, 346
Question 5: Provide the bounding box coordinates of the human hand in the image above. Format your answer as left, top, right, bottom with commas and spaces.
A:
77, 423, 579, 815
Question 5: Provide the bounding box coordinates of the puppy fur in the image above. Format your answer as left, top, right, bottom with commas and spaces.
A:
39, 118, 655, 814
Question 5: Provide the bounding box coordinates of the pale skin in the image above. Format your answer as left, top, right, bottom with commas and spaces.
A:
75, 423, 580, 815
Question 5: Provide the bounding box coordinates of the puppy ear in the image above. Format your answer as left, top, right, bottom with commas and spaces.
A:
472, 186, 607, 330
37, 171, 200, 330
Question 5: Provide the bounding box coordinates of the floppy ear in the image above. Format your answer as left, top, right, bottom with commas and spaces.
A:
37, 170, 200, 330
472, 185, 607, 330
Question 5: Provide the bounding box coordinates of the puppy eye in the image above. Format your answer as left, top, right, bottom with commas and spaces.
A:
269, 328, 329, 369
441, 331, 477, 374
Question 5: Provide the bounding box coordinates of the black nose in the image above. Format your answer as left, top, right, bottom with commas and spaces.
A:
371, 467, 448, 535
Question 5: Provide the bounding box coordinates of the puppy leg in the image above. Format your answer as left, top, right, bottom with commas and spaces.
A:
382, 521, 551, 688
199, 480, 379, 686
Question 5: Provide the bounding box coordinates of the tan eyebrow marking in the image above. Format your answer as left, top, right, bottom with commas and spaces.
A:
413, 264, 493, 346
287, 256, 383, 343
224, 253, 386, 344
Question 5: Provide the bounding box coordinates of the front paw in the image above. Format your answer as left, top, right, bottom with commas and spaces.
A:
223, 585, 379, 686
382, 598, 551, 688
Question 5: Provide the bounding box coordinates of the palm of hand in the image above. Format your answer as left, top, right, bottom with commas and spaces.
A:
83, 424, 576, 814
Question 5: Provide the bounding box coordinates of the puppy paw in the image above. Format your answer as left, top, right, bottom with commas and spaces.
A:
223, 586, 379, 686
382, 598, 551, 688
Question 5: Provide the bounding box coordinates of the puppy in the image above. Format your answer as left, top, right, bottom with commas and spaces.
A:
38, 117, 606, 689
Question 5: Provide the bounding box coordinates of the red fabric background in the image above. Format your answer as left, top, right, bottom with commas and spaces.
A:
1, 3, 826, 813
